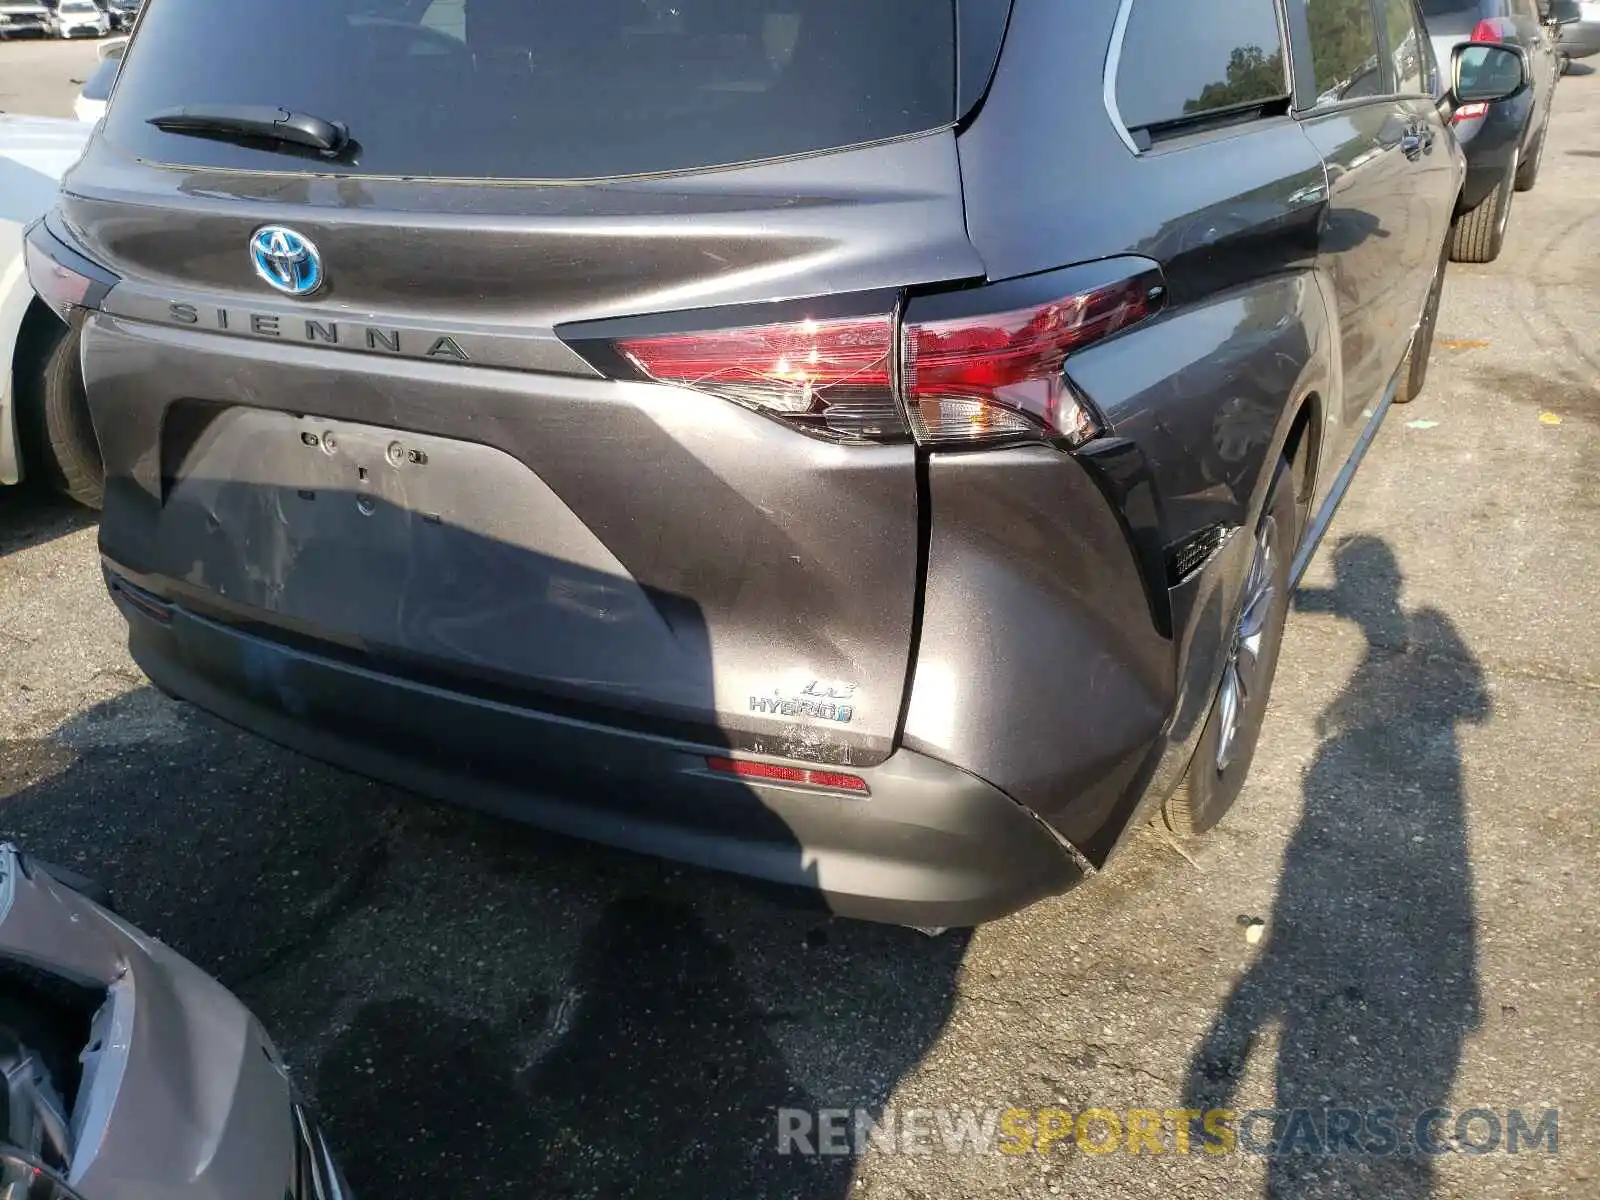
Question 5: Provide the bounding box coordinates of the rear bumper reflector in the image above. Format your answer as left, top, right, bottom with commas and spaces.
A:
705, 756, 870, 796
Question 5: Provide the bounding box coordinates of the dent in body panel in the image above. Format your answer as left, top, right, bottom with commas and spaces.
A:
1070, 272, 1335, 548
1058, 275, 1336, 860
904, 446, 1174, 849
0, 847, 298, 1199
84, 314, 918, 764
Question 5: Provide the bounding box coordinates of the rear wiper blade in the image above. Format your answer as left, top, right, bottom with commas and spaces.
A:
146, 105, 350, 155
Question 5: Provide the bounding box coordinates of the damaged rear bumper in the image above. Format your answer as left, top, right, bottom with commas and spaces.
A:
105, 563, 1086, 927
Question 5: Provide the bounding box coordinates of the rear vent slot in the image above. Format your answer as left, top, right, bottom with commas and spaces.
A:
1167, 524, 1231, 586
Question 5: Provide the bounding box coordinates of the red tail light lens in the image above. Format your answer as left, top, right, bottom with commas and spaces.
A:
705, 756, 870, 795
24, 237, 99, 320
616, 314, 902, 443
581, 262, 1166, 451
23, 216, 118, 323
1453, 101, 1491, 123
1471, 17, 1517, 41
901, 270, 1165, 447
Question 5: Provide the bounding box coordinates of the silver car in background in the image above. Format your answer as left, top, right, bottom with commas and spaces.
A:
0, 846, 349, 1200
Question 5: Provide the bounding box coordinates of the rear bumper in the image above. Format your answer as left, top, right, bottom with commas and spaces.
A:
108, 564, 1085, 927
1454, 94, 1531, 211
0, 845, 333, 1200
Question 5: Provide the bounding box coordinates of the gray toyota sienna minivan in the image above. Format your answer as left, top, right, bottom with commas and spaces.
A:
29, 0, 1529, 924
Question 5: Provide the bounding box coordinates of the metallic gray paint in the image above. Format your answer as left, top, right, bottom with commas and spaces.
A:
52, 0, 1471, 922
0, 845, 312, 1199
83, 314, 920, 763
60, 131, 983, 324
105, 587, 1083, 928
103, 287, 600, 376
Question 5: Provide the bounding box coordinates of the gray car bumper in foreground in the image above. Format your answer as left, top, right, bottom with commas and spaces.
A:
106, 565, 1086, 928
0, 845, 348, 1200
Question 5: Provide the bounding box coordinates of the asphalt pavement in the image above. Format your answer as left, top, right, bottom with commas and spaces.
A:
1, 40, 1596, 1200
0, 37, 101, 119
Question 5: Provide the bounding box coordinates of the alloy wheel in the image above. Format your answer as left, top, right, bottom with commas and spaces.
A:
1216, 516, 1278, 773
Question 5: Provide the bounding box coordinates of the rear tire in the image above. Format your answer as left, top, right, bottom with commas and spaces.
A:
1163, 456, 1296, 837
14, 309, 103, 510
1449, 157, 1516, 264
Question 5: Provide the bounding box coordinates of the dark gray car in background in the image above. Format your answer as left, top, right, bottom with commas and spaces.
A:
28, 0, 1529, 926
1421, 0, 1566, 261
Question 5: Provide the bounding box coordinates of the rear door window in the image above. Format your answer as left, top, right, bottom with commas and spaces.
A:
100, 0, 956, 179
1114, 0, 1291, 134
1303, 0, 1388, 104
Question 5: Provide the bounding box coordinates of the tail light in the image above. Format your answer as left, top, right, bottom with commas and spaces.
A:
616, 313, 901, 443
1471, 17, 1518, 41
901, 268, 1164, 447
1453, 101, 1491, 123
23, 215, 119, 323
566, 258, 1165, 452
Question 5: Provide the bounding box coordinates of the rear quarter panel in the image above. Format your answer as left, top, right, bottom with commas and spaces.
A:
1059, 273, 1337, 855
926, 0, 1342, 855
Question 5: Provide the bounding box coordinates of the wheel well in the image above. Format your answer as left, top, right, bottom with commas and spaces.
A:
7, 299, 60, 473
1280, 393, 1319, 537
12, 297, 68, 405
15, 296, 62, 366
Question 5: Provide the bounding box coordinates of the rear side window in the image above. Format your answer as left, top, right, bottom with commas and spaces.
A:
1304, 0, 1387, 103
101, 0, 956, 180
1115, 0, 1290, 133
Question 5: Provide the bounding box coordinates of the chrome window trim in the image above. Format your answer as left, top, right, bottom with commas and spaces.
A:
1103, 0, 1296, 155
1102, 0, 1142, 155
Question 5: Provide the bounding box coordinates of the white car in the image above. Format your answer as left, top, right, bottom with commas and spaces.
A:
0, 1, 54, 37
0, 113, 101, 507
53, 0, 108, 37
74, 37, 126, 123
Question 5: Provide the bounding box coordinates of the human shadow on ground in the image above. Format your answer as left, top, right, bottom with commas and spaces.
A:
1184, 535, 1488, 1197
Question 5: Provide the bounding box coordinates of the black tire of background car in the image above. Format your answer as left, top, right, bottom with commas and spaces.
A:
1163, 455, 1296, 838
1514, 122, 1549, 192
1449, 157, 1516, 265
14, 308, 103, 510
1396, 233, 1451, 404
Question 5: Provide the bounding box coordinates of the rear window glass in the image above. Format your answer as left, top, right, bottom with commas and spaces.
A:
100, 0, 956, 180
1115, 0, 1289, 132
